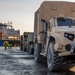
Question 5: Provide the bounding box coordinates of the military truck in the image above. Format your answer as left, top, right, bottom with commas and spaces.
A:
34, 1, 75, 71
27, 33, 34, 54
20, 35, 23, 50
22, 32, 33, 51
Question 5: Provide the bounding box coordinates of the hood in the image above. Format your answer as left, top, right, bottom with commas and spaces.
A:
52, 27, 75, 32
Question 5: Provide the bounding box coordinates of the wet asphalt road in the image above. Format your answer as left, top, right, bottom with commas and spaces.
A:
0, 47, 75, 75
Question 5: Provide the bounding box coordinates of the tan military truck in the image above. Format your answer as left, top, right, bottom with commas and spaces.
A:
22, 32, 33, 51
20, 35, 23, 50
27, 33, 34, 54
34, 1, 75, 71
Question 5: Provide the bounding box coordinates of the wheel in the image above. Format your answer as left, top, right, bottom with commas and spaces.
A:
47, 42, 62, 71
29, 45, 31, 54
29, 45, 34, 54
34, 43, 42, 62
31, 48, 34, 54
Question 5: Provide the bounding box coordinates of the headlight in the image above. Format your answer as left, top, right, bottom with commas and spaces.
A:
64, 33, 68, 37
69, 35, 74, 39
64, 33, 74, 41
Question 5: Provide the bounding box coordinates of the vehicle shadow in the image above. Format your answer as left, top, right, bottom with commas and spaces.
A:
38, 60, 75, 75
47, 71, 75, 75
47, 63, 75, 75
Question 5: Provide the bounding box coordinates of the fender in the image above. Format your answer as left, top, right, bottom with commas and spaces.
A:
45, 34, 62, 51
45, 34, 63, 52
48, 34, 62, 45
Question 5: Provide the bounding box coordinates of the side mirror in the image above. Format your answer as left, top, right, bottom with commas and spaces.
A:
41, 19, 46, 22
41, 19, 50, 26
41, 19, 47, 32
72, 20, 75, 26
41, 19, 50, 32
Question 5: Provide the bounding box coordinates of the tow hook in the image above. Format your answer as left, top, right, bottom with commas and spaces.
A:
65, 42, 75, 53
70, 42, 75, 53
70, 46, 75, 53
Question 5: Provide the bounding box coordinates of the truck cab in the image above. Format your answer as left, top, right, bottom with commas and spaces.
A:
48, 17, 75, 54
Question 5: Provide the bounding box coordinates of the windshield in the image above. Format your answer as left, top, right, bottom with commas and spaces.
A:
57, 18, 74, 26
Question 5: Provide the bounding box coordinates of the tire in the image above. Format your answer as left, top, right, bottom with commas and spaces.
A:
29, 45, 31, 53
29, 45, 34, 54
34, 43, 42, 62
31, 48, 34, 54
47, 42, 62, 71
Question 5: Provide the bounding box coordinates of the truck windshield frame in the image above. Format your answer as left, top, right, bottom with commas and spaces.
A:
57, 18, 74, 26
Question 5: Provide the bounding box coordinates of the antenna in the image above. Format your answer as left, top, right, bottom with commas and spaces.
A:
7, 21, 12, 29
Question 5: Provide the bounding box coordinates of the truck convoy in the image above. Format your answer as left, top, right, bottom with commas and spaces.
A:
34, 1, 75, 71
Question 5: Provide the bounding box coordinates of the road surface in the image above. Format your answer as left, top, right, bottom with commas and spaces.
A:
0, 47, 75, 75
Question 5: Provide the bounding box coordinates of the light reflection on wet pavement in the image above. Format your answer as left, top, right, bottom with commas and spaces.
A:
0, 47, 75, 75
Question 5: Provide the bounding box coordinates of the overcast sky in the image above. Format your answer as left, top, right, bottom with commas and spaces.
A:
0, 0, 75, 34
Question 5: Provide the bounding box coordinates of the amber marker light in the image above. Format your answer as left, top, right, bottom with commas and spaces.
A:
69, 66, 75, 72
